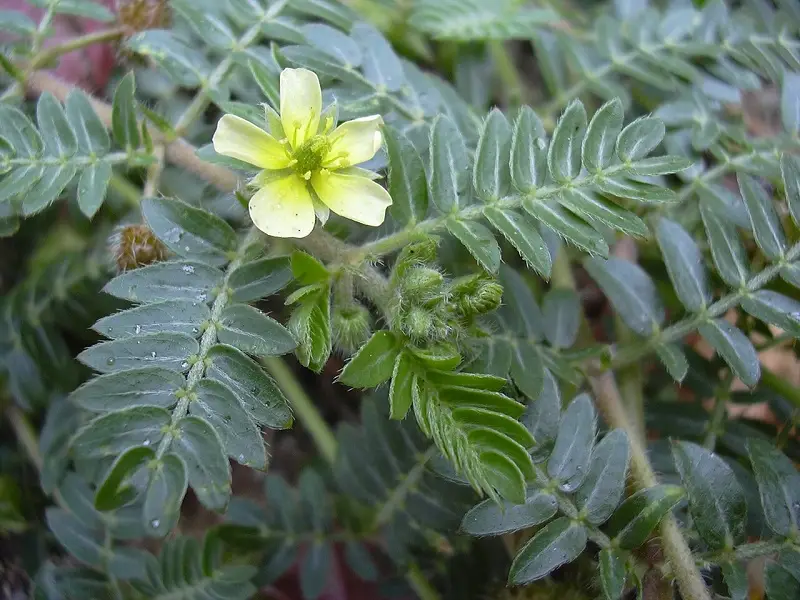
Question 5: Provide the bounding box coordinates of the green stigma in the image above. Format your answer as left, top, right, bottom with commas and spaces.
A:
292, 134, 330, 177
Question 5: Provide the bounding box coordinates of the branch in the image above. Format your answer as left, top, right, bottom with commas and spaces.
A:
588, 370, 712, 600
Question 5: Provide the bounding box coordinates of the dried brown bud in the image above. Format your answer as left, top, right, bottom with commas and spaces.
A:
116, 0, 171, 37
109, 224, 168, 272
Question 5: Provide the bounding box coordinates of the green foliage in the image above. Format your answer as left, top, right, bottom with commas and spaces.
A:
3, 0, 800, 599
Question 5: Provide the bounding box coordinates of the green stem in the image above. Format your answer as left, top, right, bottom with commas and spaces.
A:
6, 405, 43, 472
108, 173, 142, 208
487, 41, 525, 108
589, 370, 712, 600
261, 357, 338, 466
760, 366, 800, 410
406, 563, 443, 600
703, 372, 733, 450
31, 27, 126, 70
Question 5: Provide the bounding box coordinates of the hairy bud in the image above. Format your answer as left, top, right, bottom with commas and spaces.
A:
449, 274, 503, 316
399, 306, 450, 343
116, 0, 171, 36
332, 303, 372, 355
392, 238, 438, 279
400, 266, 444, 301
109, 224, 168, 272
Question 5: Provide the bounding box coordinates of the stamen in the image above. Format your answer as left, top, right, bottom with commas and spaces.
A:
302, 171, 312, 180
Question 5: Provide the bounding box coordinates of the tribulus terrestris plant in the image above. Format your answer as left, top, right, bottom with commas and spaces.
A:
1, 0, 799, 599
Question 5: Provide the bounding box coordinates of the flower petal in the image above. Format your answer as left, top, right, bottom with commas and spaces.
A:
212, 115, 290, 169
250, 175, 316, 238
312, 171, 392, 227
280, 68, 321, 149
323, 115, 383, 169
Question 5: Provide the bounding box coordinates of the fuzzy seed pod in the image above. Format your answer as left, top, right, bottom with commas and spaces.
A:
116, 0, 171, 37
109, 224, 168, 272
332, 303, 372, 355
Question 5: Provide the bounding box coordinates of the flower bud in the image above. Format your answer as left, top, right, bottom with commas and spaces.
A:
332, 303, 372, 355
449, 274, 503, 316
400, 306, 450, 343
400, 266, 444, 302
392, 238, 438, 279
108, 224, 168, 272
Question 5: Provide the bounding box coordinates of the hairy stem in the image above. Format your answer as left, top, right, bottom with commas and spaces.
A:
261, 356, 338, 466
703, 371, 733, 450
6, 404, 43, 472
589, 370, 712, 600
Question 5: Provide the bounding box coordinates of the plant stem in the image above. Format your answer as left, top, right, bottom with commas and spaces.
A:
261, 357, 338, 466
760, 366, 800, 410
703, 372, 733, 450
31, 27, 126, 70
406, 563, 443, 600
487, 41, 525, 108
6, 405, 43, 472
589, 370, 712, 600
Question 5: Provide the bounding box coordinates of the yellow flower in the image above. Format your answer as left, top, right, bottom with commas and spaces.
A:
212, 68, 392, 238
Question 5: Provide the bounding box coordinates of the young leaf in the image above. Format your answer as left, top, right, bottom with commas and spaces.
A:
616, 117, 665, 162
548, 99, 587, 183
509, 517, 587, 585
46, 508, 103, 567
429, 115, 468, 213
524, 199, 609, 257
142, 197, 237, 267
352, 22, 404, 92
521, 369, 561, 461
384, 125, 428, 226
656, 218, 710, 311
510, 105, 547, 193
37, 93, 77, 157
64, 91, 109, 155
217, 304, 297, 357
70, 367, 183, 412
93, 299, 209, 339
698, 319, 760, 387
461, 489, 558, 536
77, 333, 199, 373
70, 406, 171, 459
339, 331, 400, 388
606, 484, 685, 549
446, 219, 502, 273
103, 261, 223, 304
594, 175, 676, 204
190, 379, 266, 469
741, 291, 800, 338
747, 438, 800, 536
700, 202, 749, 287
172, 416, 231, 511
509, 341, 545, 401
77, 162, 111, 219
582, 98, 624, 172
671, 441, 747, 550
474, 108, 512, 201
722, 562, 749, 600
765, 563, 800, 600
289, 290, 332, 373
575, 430, 630, 524
559, 188, 648, 237
656, 343, 689, 382
206, 344, 292, 429
542, 288, 580, 349
547, 394, 596, 492
228, 256, 291, 303
599, 548, 627, 600
738, 173, 786, 260
485, 207, 552, 278
95, 446, 154, 511
584, 257, 664, 336
111, 72, 140, 149
388, 352, 414, 420
781, 71, 800, 134
144, 454, 187, 537
781, 153, 800, 228
300, 541, 332, 600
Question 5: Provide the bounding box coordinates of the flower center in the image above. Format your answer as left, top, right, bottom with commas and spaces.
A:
292, 134, 330, 178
